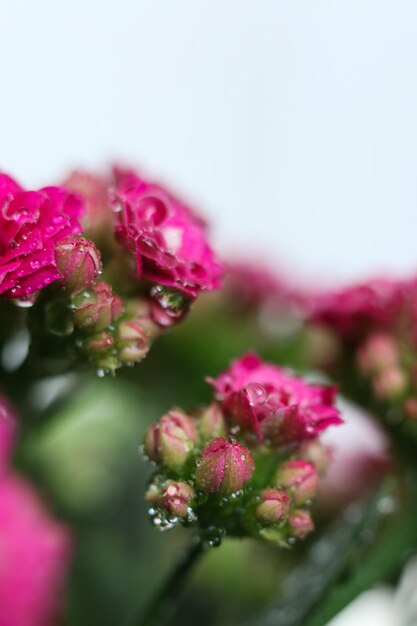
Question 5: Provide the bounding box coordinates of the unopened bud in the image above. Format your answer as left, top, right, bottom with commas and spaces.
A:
288, 510, 314, 538
147, 480, 195, 518
198, 403, 227, 441
276, 460, 319, 505
195, 437, 255, 495
373, 366, 407, 400
73, 283, 124, 332
299, 439, 333, 475
357, 333, 399, 375
125, 299, 161, 339
84, 332, 118, 371
144, 410, 197, 471
85, 331, 115, 353
56, 236, 101, 294
256, 488, 290, 525
117, 320, 149, 364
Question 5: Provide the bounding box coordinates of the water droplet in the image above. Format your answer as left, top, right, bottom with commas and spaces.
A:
245, 383, 267, 406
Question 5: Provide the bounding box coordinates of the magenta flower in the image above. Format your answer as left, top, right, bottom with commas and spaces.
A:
0, 394, 71, 626
0, 474, 71, 626
0, 173, 83, 299
113, 168, 223, 299
208, 353, 342, 444
307, 277, 410, 340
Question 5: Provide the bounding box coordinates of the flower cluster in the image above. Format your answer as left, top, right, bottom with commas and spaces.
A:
143, 354, 342, 546
0, 168, 224, 375
307, 277, 411, 341
0, 395, 71, 626
306, 275, 417, 419
114, 168, 223, 300
0, 173, 83, 300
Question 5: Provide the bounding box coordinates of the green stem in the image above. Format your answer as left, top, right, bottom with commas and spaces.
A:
132, 538, 205, 626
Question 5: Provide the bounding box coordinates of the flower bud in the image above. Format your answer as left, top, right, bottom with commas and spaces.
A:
85, 331, 115, 353
299, 439, 333, 475
256, 489, 290, 525
288, 510, 314, 538
73, 283, 124, 332
125, 299, 161, 339
195, 437, 255, 495
198, 403, 227, 441
373, 366, 407, 400
144, 410, 197, 471
55, 236, 101, 295
147, 480, 195, 519
117, 320, 149, 364
357, 333, 399, 375
276, 460, 319, 505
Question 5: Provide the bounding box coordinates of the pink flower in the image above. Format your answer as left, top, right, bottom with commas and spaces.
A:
307, 277, 410, 341
208, 353, 342, 443
0, 474, 71, 626
113, 168, 223, 298
0, 394, 71, 626
0, 173, 83, 299
195, 437, 255, 494
224, 261, 306, 311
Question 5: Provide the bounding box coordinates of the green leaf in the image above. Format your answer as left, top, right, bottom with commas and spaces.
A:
248, 478, 415, 626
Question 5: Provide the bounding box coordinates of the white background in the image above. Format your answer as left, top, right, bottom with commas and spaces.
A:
1, 2, 416, 622
2, 0, 417, 285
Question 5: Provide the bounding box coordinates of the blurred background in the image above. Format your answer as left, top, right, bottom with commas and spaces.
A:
2, 1, 416, 624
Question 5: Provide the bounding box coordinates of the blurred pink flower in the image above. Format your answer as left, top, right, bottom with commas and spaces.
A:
224, 261, 306, 311
0, 394, 72, 626
208, 353, 342, 443
62, 170, 111, 231
319, 401, 391, 510
113, 168, 223, 298
0, 173, 83, 299
0, 475, 71, 626
307, 277, 411, 341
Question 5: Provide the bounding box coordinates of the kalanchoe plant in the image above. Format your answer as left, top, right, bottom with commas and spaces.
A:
3, 163, 416, 626
0, 169, 224, 378
143, 353, 342, 546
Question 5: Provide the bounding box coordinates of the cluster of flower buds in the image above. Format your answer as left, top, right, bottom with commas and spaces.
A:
143, 354, 341, 546
0, 168, 223, 376
306, 276, 417, 422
